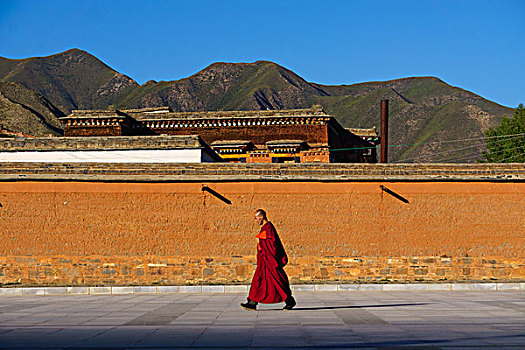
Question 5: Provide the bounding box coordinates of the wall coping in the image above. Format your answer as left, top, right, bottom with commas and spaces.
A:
0, 135, 208, 152
0, 283, 523, 296
0, 163, 524, 182
63, 106, 328, 121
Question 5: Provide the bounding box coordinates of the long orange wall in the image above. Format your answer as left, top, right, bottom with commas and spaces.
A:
0, 181, 523, 285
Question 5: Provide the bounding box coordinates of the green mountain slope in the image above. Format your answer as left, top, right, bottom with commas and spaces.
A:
0, 49, 138, 112
0, 82, 64, 136
310, 77, 511, 162
115, 61, 328, 111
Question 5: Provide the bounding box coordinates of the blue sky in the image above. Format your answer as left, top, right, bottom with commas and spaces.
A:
0, 0, 523, 108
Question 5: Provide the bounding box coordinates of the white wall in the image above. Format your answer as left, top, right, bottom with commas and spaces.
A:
0, 149, 211, 163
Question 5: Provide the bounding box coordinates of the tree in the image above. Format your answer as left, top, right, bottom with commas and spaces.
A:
481, 104, 525, 163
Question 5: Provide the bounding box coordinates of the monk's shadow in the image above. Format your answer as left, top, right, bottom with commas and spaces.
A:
259, 302, 429, 311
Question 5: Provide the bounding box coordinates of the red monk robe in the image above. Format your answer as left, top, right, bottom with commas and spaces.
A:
248, 221, 293, 304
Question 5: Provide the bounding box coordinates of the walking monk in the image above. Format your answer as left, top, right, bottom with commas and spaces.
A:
241, 209, 296, 311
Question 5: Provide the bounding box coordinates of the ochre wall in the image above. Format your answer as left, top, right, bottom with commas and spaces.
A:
0, 181, 523, 285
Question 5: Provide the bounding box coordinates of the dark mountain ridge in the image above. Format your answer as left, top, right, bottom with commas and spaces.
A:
0, 49, 138, 112
0, 49, 513, 162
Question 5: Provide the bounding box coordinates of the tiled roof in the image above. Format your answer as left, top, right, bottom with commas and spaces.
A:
60, 107, 329, 122
126, 106, 327, 121
266, 140, 306, 146
211, 140, 253, 147
346, 127, 378, 138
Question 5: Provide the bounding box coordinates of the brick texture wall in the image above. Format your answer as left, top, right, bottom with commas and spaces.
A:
0, 180, 523, 286
64, 125, 122, 137
149, 124, 329, 146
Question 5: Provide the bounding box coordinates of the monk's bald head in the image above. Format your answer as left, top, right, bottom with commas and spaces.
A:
254, 209, 267, 225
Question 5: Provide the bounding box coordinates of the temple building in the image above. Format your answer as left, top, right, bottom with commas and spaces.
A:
58, 106, 378, 163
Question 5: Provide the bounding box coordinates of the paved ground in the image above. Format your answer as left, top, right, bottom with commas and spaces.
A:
0, 291, 523, 349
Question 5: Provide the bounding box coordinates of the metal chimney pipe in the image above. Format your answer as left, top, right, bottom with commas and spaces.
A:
380, 99, 389, 163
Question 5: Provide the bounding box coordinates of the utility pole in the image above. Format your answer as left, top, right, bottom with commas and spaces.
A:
380, 99, 389, 163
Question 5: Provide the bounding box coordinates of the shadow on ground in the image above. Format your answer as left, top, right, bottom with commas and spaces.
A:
259, 302, 430, 311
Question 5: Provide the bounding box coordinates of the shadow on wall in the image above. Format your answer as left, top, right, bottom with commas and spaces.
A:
380, 185, 409, 203
201, 185, 232, 205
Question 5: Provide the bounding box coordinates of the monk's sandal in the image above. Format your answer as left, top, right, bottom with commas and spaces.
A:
241, 300, 257, 311
283, 296, 296, 310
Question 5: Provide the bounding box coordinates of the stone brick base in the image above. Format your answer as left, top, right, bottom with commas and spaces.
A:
1, 255, 523, 287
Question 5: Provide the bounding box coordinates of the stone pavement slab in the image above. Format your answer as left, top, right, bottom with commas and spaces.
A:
0, 291, 523, 349
3, 282, 524, 296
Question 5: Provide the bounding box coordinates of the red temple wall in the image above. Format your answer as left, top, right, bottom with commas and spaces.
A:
65, 125, 122, 137
147, 124, 329, 146
0, 181, 523, 285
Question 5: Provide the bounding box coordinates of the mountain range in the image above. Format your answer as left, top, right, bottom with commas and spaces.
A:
0, 48, 513, 162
